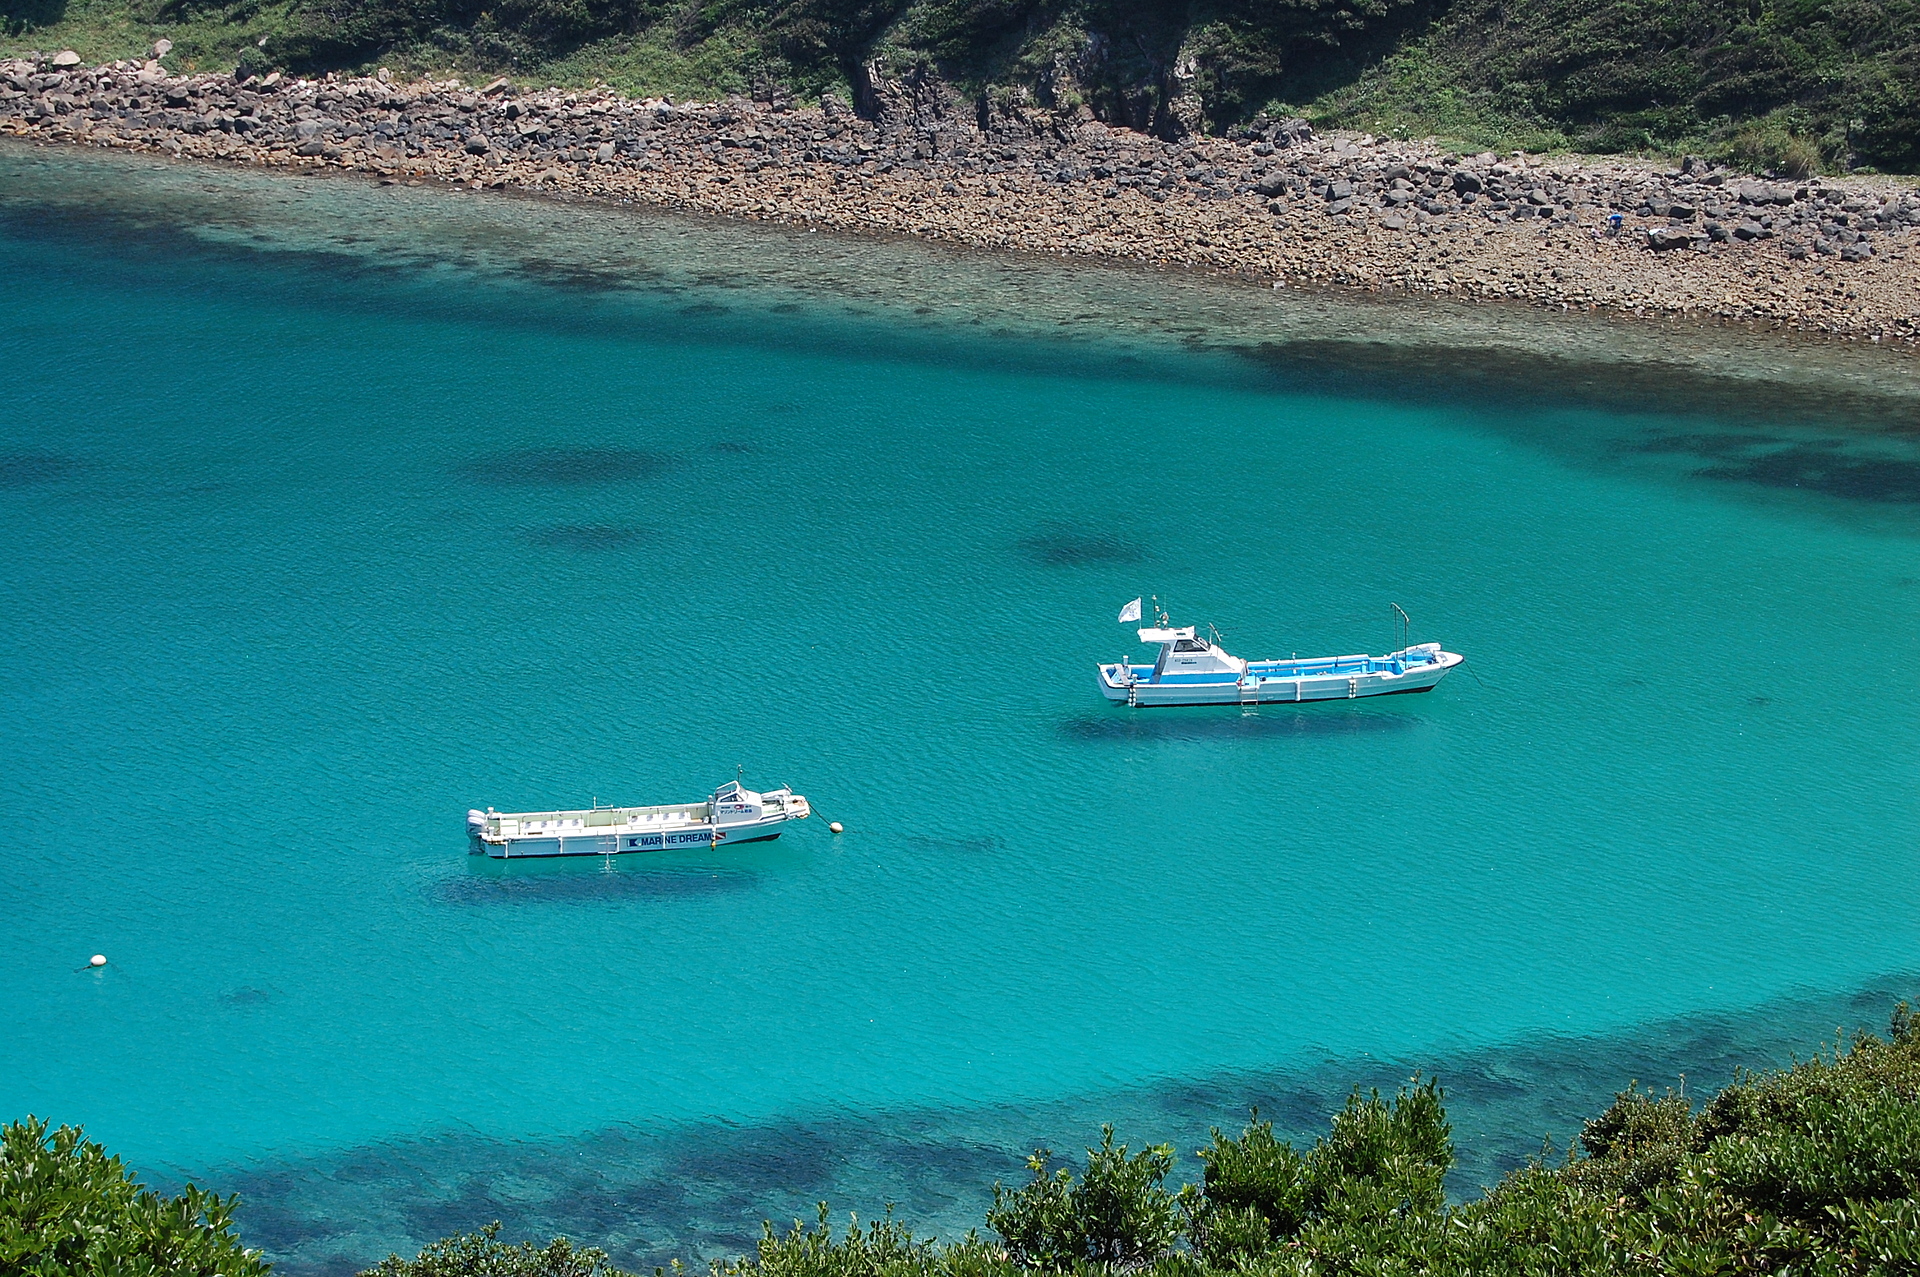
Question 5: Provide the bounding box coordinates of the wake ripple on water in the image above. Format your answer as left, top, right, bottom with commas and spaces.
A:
430, 866, 760, 906
516, 524, 657, 552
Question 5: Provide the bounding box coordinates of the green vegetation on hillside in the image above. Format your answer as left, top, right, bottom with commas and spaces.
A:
5, 0, 1918, 168
10, 1004, 1920, 1275
1320, 0, 1920, 174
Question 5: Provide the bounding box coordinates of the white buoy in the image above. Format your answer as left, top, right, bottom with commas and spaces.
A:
828, 822, 844, 834
89, 954, 106, 967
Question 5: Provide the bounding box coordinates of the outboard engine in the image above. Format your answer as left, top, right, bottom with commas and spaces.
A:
466, 809, 488, 851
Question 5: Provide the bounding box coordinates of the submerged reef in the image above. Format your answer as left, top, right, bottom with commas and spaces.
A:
4, 56, 1919, 344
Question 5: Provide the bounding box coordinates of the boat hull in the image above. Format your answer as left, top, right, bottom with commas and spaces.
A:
472, 823, 787, 858
1097, 648, 1462, 707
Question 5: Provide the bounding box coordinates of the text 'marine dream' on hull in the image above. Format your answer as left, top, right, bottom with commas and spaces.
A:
1098, 602, 1462, 707
466, 780, 810, 858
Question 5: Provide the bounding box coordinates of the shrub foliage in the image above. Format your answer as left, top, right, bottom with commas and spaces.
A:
361, 1220, 637, 1276
715, 1003, 1920, 1277
12, 1005, 1920, 1276
0, 1115, 269, 1276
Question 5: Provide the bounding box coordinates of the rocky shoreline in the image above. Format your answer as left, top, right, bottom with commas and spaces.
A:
5, 50, 1919, 345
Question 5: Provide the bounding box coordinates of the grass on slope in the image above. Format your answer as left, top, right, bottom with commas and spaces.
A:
1311, 0, 1920, 173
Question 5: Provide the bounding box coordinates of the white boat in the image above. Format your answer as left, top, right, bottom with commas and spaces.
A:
465, 779, 810, 858
1097, 608, 1462, 707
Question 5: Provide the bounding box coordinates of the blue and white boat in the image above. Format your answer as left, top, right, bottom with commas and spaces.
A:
1097, 603, 1462, 707
466, 779, 809, 857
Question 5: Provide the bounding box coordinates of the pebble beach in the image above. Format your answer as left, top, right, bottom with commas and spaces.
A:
5, 50, 1919, 345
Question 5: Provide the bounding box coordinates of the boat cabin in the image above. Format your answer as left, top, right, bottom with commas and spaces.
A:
711, 780, 764, 826
1137, 625, 1248, 683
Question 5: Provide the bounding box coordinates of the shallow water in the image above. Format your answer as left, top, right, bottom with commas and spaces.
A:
3, 142, 1919, 1275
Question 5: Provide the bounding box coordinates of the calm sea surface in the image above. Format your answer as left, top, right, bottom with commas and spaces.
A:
3, 142, 1919, 1275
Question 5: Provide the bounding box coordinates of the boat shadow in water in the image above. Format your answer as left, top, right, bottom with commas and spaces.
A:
1016, 521, 1147, 567
1059, 708, 1420, 742
0, 452, 85, 488
430, 863, 759, 906
457, 447, 678, 488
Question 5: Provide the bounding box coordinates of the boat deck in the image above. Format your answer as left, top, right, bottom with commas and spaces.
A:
1116, 652, 1433, 685
476, 802, 713, 840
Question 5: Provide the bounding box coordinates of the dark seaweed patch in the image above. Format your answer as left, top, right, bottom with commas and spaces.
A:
671, 1128, 837, 1195
0, 452, 82, 487
1624, 431, 1788, 458
221, 986, 274, 1006
678, 302, 729, 317
518, 524, 655, 551
1017, 521, 1144, 567
1059, 708, 1419, 742
190, 977, 1920, 1277
1620, 432, 1920, 505
431, 865, 757, 905
1695, 444, 1920, 504
507, 257, 641, 294
1230, 338, 1920, 435
460, 447, 675, 487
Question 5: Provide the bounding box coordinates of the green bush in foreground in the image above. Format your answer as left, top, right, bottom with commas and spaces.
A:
14, 1003, 1920, 1276
708, 1003, 1920, 1277
0, 1115, 268, 1276
362, 1220, 637, 1276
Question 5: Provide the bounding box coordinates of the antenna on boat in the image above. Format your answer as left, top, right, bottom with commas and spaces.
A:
1391, 603, 1411, 650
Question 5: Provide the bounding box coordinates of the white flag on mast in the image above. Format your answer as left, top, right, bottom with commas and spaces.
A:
1117, 597, 1142, 624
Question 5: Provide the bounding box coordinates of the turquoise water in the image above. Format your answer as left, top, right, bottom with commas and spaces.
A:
3, 144, 1920, 1274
